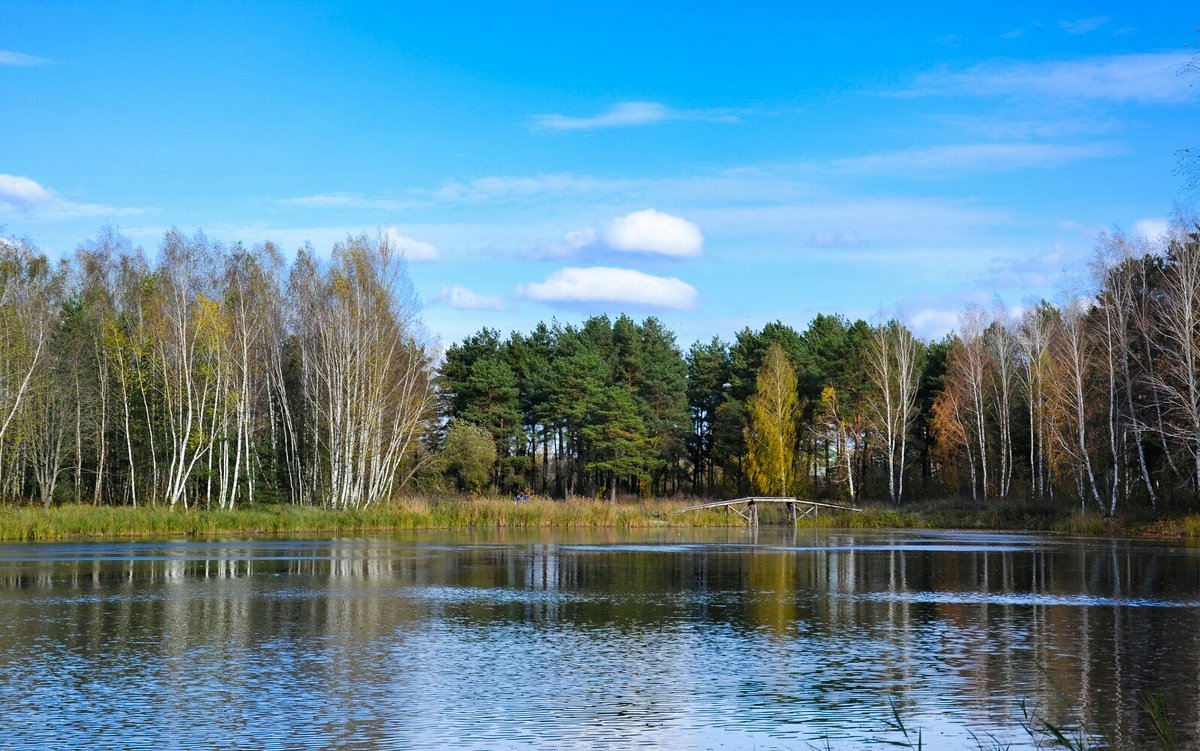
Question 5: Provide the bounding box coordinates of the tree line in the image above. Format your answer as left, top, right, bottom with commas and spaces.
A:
438, 308, 941, 504
440, 220, 1200, 513
2, 220, 1200, 512
0, 228, 433, 509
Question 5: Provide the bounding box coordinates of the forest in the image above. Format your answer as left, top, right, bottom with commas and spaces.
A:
2, 219, 1200, 514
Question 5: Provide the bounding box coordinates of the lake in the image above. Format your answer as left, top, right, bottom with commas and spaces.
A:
0, 528, 1197, 749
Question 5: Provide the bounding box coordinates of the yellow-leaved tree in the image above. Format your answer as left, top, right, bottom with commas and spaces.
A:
746, 342, 798, 496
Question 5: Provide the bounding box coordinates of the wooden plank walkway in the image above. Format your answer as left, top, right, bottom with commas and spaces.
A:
675, 496, 863, 526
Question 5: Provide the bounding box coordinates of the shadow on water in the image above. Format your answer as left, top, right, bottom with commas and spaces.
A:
0, 528, 1197, 749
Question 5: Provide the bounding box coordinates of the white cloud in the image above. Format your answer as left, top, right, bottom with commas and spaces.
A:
907, 52, 1197, 104
563, 228, 597, 249
532, 101, 743, 131
381, 227, 440, 261
0, 173, 142, 220
518, 267, 698, 309
602, 209, 703, 257
0, 174, 54, 206
0, 50, 50, 67
833, 142, 1123, 175
1134, 217, 1170, 242
907, 308, 961, 339
435, 285, 504, 311
1059, 17, 1108, 35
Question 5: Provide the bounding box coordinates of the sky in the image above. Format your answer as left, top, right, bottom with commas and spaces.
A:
2, 2, 1198, 348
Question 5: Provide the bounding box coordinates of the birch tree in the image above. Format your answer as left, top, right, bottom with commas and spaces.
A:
865, 319, 922, 504
291, 234, 434, 509
1017, 303, 1055, 500
0, 238, 57, 500
1052, 297, 1104, 510
1152, 223, 1200, 502
984, 312, 1018, 499
957, 308, 990, 498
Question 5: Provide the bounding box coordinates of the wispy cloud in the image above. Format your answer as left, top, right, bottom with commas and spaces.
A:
693, 197, 1007, 250
1059, 17, 1108, 35
984, 242, 1086, 288
0, 174, 143, 221
277, 192, 420, 211
435, 285, 504, 311
906, 307, 962, 339
906, 51, 1197, 104
940, 114, 1124, 140
831, 141, 1124, 175
532, 101, 745, 131
431, 173, 635, 203
518, 267, 698, 309
1133, 217, 1170, 241
0, 50, 51, 67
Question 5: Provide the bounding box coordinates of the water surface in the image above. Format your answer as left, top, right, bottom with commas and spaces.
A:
1, 528, 1197, 749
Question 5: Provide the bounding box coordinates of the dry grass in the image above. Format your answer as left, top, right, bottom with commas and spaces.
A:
2, 496, 1198, 542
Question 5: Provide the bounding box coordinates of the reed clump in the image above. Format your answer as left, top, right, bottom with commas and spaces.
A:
0, 497, 737, 541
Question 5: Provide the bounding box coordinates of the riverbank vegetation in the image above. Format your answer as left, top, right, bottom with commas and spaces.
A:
3, 218, 1200, 522
3, 497, 1199, 542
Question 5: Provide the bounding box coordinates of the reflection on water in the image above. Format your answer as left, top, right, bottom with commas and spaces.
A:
0, 528, 1197, 749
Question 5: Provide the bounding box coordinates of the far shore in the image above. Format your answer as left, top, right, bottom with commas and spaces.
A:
1, 497, 1198, 543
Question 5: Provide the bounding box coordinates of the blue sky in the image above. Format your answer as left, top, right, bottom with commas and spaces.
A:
2, 2, 1197, 346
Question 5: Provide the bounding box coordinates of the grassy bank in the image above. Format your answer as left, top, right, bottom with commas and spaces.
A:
1, 497, 1198, 541
0, 497, 733, 541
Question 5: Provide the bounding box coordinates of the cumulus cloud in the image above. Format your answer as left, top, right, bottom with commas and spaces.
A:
435, 285, 504, 311
517, 267, 698, 309
0, 173, 142, 220
381, 227, 440, 261
517, 210, 703, 260
0, 50, 50, 66
601, 209, 704, 257
532, 101, 743, 131
906, 52, 1197, 104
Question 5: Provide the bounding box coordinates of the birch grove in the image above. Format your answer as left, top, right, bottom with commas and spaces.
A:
0, 229, 434, 509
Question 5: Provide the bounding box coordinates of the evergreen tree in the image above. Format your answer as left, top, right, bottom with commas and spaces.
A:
582, 384, 658, 501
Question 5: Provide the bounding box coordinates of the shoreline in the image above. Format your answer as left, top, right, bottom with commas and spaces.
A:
1, 498, 1198, 542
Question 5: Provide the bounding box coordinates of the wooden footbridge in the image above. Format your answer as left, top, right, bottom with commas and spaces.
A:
675, 497, 862, 526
